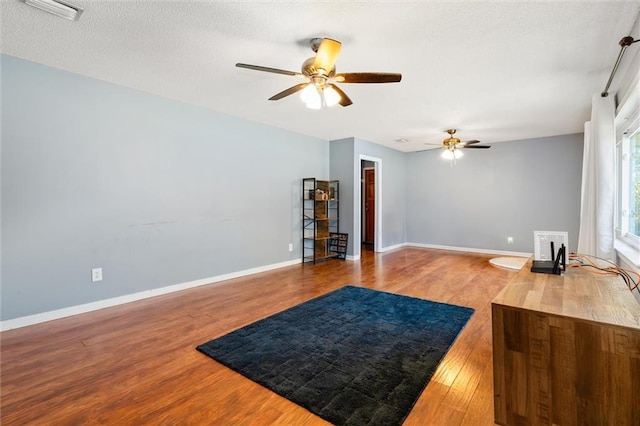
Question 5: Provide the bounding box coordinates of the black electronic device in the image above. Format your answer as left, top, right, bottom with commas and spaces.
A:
531, 242, 566, 275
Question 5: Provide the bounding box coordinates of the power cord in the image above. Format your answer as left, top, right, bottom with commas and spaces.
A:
568, 253, 639, 293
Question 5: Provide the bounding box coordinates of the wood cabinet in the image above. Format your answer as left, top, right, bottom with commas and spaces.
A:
302, 178, 340, 263
491, 260, 640, 425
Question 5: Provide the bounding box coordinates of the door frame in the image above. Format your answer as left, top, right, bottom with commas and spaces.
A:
357, 155, 382, 253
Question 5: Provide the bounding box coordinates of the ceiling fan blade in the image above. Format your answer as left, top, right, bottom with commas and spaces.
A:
424, 143, 443, 146
462, 145, 491, 149
334, 72, 402, 83
314, 38, 341, 74
236, 63, 302, 77
329, 84, 353, 107
268, 83, 309, 100
415, 147, 443, 153
460, 139, 481, 146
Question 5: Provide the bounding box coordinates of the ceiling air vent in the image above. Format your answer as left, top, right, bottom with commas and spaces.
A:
21, 0, 83, 21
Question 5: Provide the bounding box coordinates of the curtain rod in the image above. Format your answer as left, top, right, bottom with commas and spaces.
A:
601, 36, 640, 97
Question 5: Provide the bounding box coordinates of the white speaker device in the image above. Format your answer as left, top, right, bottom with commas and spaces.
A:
534, 231, 568, 261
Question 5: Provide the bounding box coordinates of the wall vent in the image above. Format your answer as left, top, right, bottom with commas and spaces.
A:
533, 231, 568, 261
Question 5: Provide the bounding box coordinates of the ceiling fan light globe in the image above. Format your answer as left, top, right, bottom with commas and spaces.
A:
301, 85, 322, 109
323, 86, 341, 107
305, 97, 322, 109
454, 149, 464, 159
441, 149, 454, 160
300, 84, 316, 103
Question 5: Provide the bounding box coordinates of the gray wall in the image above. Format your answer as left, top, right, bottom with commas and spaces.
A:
405, 134, 583, 253
1, 55, 586, 322
1, 55, 328, 320
329, 138, 355, 255
329, 137, 407, 258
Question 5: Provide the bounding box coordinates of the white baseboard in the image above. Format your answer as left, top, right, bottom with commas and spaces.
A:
378, 242, 409, 253
407, 242, 532, 258
0, 258, 302, 332
358, 241, 528, 258
0, 244, 532, 331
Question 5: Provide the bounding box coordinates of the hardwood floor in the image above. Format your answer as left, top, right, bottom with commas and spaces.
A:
0, 247, 517, 425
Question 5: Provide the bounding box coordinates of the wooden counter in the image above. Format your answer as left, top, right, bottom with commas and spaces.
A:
492, 260, 640, 426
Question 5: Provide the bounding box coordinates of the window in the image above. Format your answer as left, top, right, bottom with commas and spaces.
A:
615, 84, 640, 264
631, 133, 639, 237
616, 127, 639, 239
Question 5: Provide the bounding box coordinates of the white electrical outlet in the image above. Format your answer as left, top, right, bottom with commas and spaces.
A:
288, 243, 294, 252
507, 237, 514, 245
91, 268, 103, 282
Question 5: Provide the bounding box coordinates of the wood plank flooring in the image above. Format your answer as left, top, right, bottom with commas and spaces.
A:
0, 247, 518, 425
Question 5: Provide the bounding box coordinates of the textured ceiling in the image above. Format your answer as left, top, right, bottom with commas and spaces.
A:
1, 1, 639, 152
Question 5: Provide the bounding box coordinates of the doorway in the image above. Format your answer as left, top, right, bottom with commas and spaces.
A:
359, 156, 381, 254
363, 166, 375, 245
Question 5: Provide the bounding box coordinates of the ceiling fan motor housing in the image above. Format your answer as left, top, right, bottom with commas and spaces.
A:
443, 137, 460, 148
302, 57, 335, 78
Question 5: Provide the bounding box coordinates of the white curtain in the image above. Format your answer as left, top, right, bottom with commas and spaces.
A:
577, 94, 616, 259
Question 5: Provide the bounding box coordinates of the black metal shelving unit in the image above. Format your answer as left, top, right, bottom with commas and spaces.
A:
302, 178, 340, 263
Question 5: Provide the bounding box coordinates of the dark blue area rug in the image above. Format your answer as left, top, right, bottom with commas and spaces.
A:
196, 286, 474, 425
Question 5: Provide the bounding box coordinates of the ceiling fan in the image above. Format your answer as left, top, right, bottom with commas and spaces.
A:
236, 38, 402, 109
425, 129, 491, 163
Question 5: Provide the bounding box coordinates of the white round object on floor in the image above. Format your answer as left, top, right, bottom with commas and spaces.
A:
489, 257, 528, 270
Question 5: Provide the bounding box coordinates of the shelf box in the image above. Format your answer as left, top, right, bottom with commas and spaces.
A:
329, 232, 348, 260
